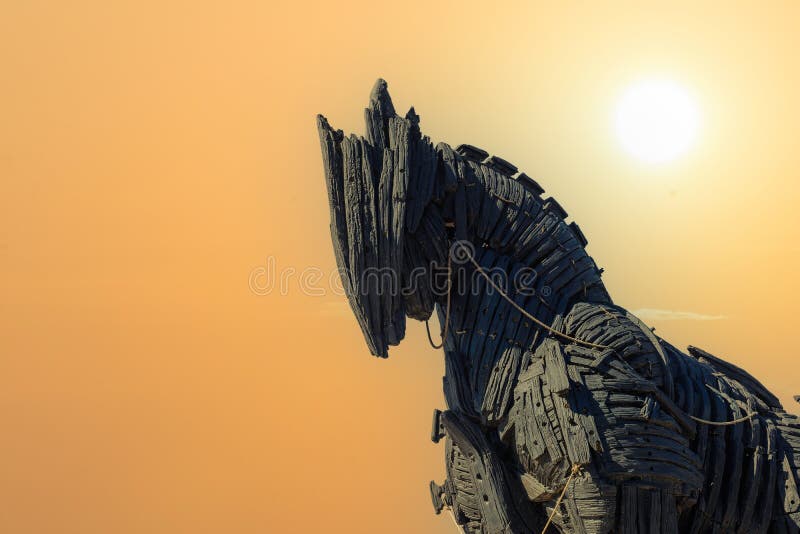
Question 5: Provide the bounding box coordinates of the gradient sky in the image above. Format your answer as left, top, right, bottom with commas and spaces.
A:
2, 1, 800, 533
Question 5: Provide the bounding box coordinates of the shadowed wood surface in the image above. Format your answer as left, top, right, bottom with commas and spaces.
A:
318, 79, 800, 533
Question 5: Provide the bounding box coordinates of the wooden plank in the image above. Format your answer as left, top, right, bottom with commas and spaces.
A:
512, 381, 547, 469
756, 419, 780, 531
620, 485, 638, 534
493, 173, 526, 250
435, 142, 459, 195
640, 396, 657, 420
625, 310, 675, 399
457, 248, 496, 355
516, 212, 560, 263
440, 410, 541, 532
519, 472, 556, 502
454, 181, 468, 241
515, 172, 545, 195
341, 135, 384, 355
528, 374, 563, 465
564, 360, 603, 453
552, 391, 591, 465
455, 143, 489, 162
737, 419, 764, 533
457, 158, 482, 229
688, 345, 782, 409
482, 165, 514, 246
543, 197, 568, 219
503, 189, 540, 247
778, 453, 800, 514
661, 491, 678, 534
363, 78, 395, 152
468, 258, 509, 401
405, 122, 437, 233
569, 221, 588, 247
443, 349, 476, 418
541, 339, 570, 396
485, 154, 518, 175
521, 218, 571, 268
400, 234, 434, 320
646, 488, 661, 533
716, 382, 745, 531
318, 118, 373, 346
357, 136, 389, 349
470, 261, 513, 400
469, 160, 500, 243
481, 343, 520, 424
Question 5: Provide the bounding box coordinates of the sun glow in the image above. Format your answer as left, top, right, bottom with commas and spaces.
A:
615, 79, 701, 164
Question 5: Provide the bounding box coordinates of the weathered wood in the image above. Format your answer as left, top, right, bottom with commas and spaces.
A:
543, 197, 568, 219
626, 310, 675, 398
436, 142, 460, 195
541, 339, 570, 396
551, 391, 592, 466
405, 108, 437, 233
400, 234, 434, 320
503, 189, 541, 249
341, 135, 383, 354
318, 79, 800, 534
443, 348, 476, 419
485, 154, 518, 176
481, 344, 521, 424
688, 345, 782, 410
468, 257, 512, 401
441, 410, 542, 533
486, 167, 523, 250
519, 472, 556, 502
568, 221, 588, 248
526, 373, 563, 468
515, 172, 545, 196
512, 371, 549, 469
456, 143, 489, 162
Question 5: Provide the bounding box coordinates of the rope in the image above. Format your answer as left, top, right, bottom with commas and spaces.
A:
425, 320, 443, 349
454, 242, 611, 351
431, 241, 756, 429
541, 464, 581, 534
684, 384, 758, 426
688, 413, 756, 426
459, 243, 758, 427
426, 253, 453, 350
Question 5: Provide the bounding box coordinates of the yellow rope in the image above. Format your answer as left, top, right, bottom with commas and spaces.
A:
454, 242, 611, 351
430, 240, 755, 437
684, 384, 759, 426
458, 243, 758, 428
688, 412, 756, 426
540, 464, 581, 534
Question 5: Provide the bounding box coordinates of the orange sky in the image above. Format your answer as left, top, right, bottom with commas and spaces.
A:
2, 1, 799, 533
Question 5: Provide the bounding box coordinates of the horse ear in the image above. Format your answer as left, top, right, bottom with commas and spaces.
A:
365, 78, 396, 152
370, 78, 395, 116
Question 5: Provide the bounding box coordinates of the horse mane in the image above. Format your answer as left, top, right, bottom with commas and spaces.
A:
318, 78, 609, 357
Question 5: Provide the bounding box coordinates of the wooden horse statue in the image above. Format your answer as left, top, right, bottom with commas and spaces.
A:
316, 79, 800, 533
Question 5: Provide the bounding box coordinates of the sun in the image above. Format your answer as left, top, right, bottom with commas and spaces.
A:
615, 79, 700, 164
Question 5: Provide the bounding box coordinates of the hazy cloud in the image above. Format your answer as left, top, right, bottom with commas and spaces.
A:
630, 308, 727, 321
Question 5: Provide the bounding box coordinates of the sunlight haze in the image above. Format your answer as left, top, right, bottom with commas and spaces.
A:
2, 2, 799, 533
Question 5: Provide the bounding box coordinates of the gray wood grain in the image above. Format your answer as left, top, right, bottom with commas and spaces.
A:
317, 79, 800, 534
